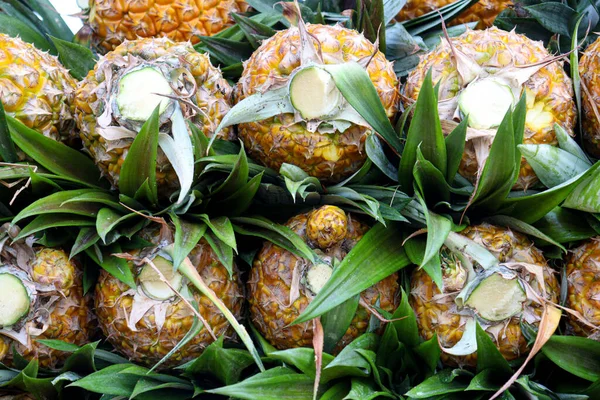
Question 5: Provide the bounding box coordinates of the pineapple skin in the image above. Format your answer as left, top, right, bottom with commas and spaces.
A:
565, 238, 600, 337
87, 0, 250, 53
95, 237, 244, 369
75, 38, 233, 198
579, 38, 600, 158
410, 223, 559, 367
0, 249, 95, 370
248, 206, 400, 351
235, 24, 399, 183
404, 27, 576, 190
396, 0, 512, 29
0, 34, 78, 153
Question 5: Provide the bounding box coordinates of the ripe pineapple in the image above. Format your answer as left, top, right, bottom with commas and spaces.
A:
75, 37, 233, 200
579, 37, 600, 158
94, 224, 244, 369
404, 27, 576, 190
0, 225, 95, 369
248, 205, 400, 351
83, 0, 250, 53
0, 34, 78, 153
396, 0, 512, 29
232, 15, 399, 183
565, 238, 600, 338
410, 223, 559, 367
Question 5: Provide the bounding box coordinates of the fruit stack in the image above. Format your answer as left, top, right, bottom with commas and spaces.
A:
1, 0, 600, 399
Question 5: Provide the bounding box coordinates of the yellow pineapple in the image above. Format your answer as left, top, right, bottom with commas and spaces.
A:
82, 0, 250, 53
397, 0, 512, 29
0, 34, 78, 153
404, 27, 576, 190
248, 205, 400, 351
579, 37, 600, 158
410, 223, 559, 367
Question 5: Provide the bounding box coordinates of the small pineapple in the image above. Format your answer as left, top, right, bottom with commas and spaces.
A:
95, 224, 244, 369
410, 223, 559, 367
248, 205, 400, 351
396, 0, 512, 29
404, 27, 576, 190
0, 34, 78, 153
0, 225, 95, 370
231, 8, 399, 183
579, 37, 600, 158
565, 238, 600, 338
75, 37, 233, 200
82, 0, 250, 53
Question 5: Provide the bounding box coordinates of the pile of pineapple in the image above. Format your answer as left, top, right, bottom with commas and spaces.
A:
2, 0, 600, 398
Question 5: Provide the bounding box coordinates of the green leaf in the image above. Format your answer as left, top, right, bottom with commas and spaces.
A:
199, 36, 254, 66
14, 214, 95, 240
0, 14, 53, 52
519, 144, 591, 188
562, 163, 600, 213
49, 36, 97, 80
230, 13, 276, 48
129, 378, 193, 399
182, 336, 254, 385
533, 207, 596, 244
7, 116, 104, 187
405, 369, 470, 398
71, 227, 100, 258
404, 235, 443, 290
268, 348, 337, 381
13, 189, 109, 223
417, 193, 452, 268
211, 145, 250, 199
445, 118, 468, 183
413, 147, 451, 204
171, 215, 207, 270
203, 231, 234, 277
399, 69, 446, 193
394, 287, 420, 348
119, 107, 159, 205
485, 215, 566, 252
294, 222, 410, 324
365, 134, 398, 182
524, 3, 577, 36
475, 321, 512, 375
207, 367, 313, 400
96, 209, 137, 243
322, 62, 402, 153
321, 295, 361, 354
415, 334, 441, 373
68, 364, 139, 396
0, 101, 18, 162
542, 335, 600, 382
555, 124, 588, 162
21, 0, 73, 41
216, 172, 263, 217
85, 244, 136, 289
344, 378, 395, 400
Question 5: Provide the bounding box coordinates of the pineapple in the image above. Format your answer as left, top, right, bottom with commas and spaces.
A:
248, 205, 400, 351
579, 37, 600, 158
404, 27, 576, 190
410, 223, 559, 367
228, 5, 399, 183
0, 34, 78, 153
565, 238, 600, 338
0, 225, 95, 370
94, 224, 244, 369
82, 0, 250, 53
75, 37, 233, 200
396, 0, 512, 29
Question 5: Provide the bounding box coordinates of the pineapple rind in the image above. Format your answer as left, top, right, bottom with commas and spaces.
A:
579, 38, 600, 157
235, 24, 399, 183
410, 223, 559, 367
404, 27, 576, 190
248, 207, 400, 352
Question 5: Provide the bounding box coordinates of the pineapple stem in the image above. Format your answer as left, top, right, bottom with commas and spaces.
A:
289, 67, 343, 120
116, 67, 174, 122
458, 78, 516, 130
0, 273, 30, 327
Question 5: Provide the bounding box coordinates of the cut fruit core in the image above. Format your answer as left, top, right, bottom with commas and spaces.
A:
458, 78, 515, 130
306, 263, 333, 295
139, 256, 184, 301
465, 272, 526, 321
289, 67, 342, 120
0, 273, 30, 327
116, 67, 174, 122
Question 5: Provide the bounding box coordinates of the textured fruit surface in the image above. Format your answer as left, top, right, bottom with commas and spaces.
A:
87, 0, 250, 53
410, 223, 559, 367
236, 24, 399, 183
95, 232, 243, 369
75, 38, 233, 198
404, 27, 576, 190
1, 248, 95, 369
579, 38, 600, 157
396, 0, 512, 29
0, 34, 78, 153
565, 238, 600, 337
249, 206, 400, 351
